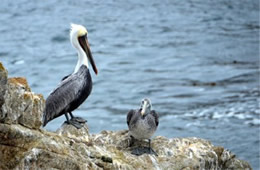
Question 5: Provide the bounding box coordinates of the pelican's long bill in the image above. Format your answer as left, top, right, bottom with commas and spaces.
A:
78, 35, 98, 75
141, 101, 148, 116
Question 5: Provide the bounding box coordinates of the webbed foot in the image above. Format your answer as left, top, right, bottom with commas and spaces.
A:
71, 116, 87, 123
148, 147, 158, 156
131, 147, 144, 156
131, 147, 158, 156
65, 119, 84, 129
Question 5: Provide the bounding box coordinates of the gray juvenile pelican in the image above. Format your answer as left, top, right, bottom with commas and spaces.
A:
127, 98, 159, 156
42, 24, 98, 129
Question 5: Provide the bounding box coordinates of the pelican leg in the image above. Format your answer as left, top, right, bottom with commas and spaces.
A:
65, 112, 70, 122
131, 139, 158, 156
69, 112, 87, 123
148, 139, 158, 156
64, 112, 84, 129
129, 135, 135, 147
69, 112, 74, 119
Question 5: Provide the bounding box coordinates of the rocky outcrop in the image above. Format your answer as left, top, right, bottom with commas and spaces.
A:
0, 62, 7, 109
0, 62, 44, 129
0, 62, 252, 170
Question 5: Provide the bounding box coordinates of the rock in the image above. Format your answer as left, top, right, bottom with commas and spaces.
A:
0, 122, 252, 170
0, 63, 44, 129
0, 62, 8, 111
0, 62, 252, 170
56, 123, 90, 143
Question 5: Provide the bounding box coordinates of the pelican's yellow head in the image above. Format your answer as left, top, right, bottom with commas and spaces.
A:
70, 23, 88, 38
70, 23, 98, 75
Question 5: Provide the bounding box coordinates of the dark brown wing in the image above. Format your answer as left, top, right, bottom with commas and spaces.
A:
43, 73, 83, 126
151, 110, 159, 127
126, 109, 135, 126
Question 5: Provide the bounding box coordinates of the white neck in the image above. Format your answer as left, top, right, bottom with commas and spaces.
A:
72, 37, 89, 73
74, 47, 89, 73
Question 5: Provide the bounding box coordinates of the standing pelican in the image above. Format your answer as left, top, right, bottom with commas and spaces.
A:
127, 98, 159, 155
42, 24, 98, 129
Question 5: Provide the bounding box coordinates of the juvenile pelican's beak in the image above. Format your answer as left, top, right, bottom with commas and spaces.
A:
141, 101, 148, 116
78, 35, 98, 75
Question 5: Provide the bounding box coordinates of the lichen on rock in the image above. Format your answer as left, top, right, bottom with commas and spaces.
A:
0, 63, 44, 129
0, 62, 252, 170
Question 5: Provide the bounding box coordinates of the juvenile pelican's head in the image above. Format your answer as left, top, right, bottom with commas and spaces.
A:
140, 98, 152, 116
70, 23, 98, 75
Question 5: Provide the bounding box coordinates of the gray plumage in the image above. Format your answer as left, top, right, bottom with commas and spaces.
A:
127, 99, 159, 140
43, 65, 92, 126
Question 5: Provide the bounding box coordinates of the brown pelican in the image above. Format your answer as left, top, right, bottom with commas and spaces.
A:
42, 24, 98, 129
127, 98, 159, 156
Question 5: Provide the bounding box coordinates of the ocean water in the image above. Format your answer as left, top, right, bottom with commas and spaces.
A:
0, 0, 259, 168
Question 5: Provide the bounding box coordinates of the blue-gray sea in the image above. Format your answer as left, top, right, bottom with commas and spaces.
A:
0, 0, 259, 168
